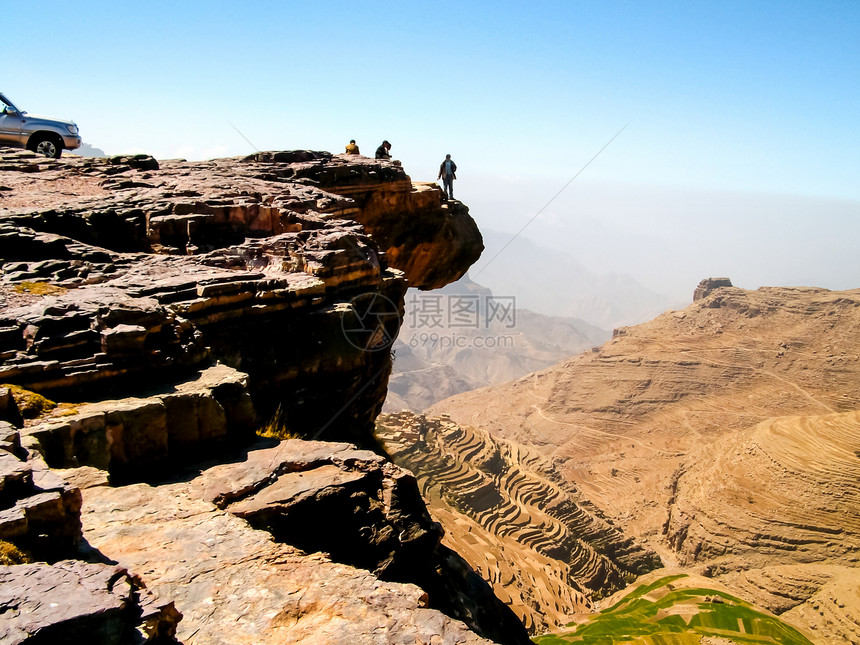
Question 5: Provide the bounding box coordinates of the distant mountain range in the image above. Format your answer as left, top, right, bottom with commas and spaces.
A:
384, 275, 609, 412
468, 229, 679, 329
385, 230, 680, 413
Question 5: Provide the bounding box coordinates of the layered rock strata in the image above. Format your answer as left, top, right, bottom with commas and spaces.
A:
0, 148, 528, 643
430, 284, 860, 639
430, 286, 860, 547
693, 276, 733, 301
0, 422, 81, 558
0, 422, 181, 643
665, 410, 860, 570
0, 147, 481, 446
22, 364, 256, 480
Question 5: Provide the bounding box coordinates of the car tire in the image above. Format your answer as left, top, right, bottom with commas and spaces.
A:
28, 134, 63, 159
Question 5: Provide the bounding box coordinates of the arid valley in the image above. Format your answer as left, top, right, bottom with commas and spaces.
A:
0, 142, 857, 645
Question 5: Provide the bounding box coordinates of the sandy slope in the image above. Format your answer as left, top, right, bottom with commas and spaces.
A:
430, 285, 860, 640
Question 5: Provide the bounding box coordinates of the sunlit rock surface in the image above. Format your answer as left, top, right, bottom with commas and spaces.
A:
0, 148, 481, 445
0, 148, 524, 644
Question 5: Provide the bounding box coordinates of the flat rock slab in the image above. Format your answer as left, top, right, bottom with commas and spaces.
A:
195, 438, 385, 508
226, 464, 366, 515
80, 480, 494, 644
0, 559, 178, 645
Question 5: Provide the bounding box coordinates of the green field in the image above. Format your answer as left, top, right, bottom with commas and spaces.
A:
534, 574, 813, 645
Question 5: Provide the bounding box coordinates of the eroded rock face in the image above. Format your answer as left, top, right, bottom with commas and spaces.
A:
0, 148, 482, 444
0, 149, 520, 643
693, 276, 733, 301
0, 427, 81, 559
192, 439, 531, 644
22, 364, 256, 479
78, 438, 529, 645
0, 148, 481, 289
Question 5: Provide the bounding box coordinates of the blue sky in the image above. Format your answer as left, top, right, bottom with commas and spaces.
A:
5, 1, 859, 305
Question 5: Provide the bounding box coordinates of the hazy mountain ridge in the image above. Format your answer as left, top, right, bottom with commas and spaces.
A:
468, 229, 679, 329
385, 275, 610, 412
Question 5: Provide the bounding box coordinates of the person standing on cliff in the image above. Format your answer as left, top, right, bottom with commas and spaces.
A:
375, 140, 392, 159
345, 139, 360, 154
438, 154, 457, 199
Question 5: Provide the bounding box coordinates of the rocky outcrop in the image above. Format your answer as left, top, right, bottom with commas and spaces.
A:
0, 148, 481, 289
0, 425, 81, 559
0, 560, 180, 644
0, 148, 523, 644
22, 364, 256, 480
79, 438, 530, 644
0, 148, 480, 445
0, 386, 22, 426
693, 276, 733, 301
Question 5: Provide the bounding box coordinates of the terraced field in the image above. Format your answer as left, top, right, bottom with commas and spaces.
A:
376, 411, 661, 633
536, 572, 816, 645
720, 564, 860, 642
428, 286, 860, 639
666, 410, 860, 572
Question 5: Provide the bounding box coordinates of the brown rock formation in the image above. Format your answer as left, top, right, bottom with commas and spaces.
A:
0, 147, 480, 446
0, 560, 180, 644
22, 364, 255, 480
78, 438, 530, 644
693, 276, 733, 301
0, 148, 527, 643
0, 426, 81, 559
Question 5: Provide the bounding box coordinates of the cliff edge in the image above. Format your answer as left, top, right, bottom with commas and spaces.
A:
0, 148, 531, 645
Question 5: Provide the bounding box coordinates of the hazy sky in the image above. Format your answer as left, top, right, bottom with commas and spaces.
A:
5, 1, 859, 304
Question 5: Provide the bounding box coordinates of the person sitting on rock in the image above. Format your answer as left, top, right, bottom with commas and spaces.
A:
345, 139, 360, 155
375, 140, 392, 159
437, 154, 457, 199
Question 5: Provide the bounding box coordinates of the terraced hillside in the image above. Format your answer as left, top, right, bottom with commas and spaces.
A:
666, 410, 860, 572
428, 285, 860, 641
376, 411, 661, 633
536, 571, 815, 644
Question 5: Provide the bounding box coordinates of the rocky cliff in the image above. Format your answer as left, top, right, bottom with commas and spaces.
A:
0, 148, 534, 645
0, 149, 482, 448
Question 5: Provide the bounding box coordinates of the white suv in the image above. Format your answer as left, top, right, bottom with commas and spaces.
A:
0, 92, 82, 158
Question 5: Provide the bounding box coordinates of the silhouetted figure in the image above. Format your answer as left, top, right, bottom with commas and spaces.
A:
438, 154, 457, 199
375, 140, 392, 159
345, 139, 360, 154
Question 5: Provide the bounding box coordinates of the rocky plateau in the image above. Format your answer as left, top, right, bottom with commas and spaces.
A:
0, 147, 539, 645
